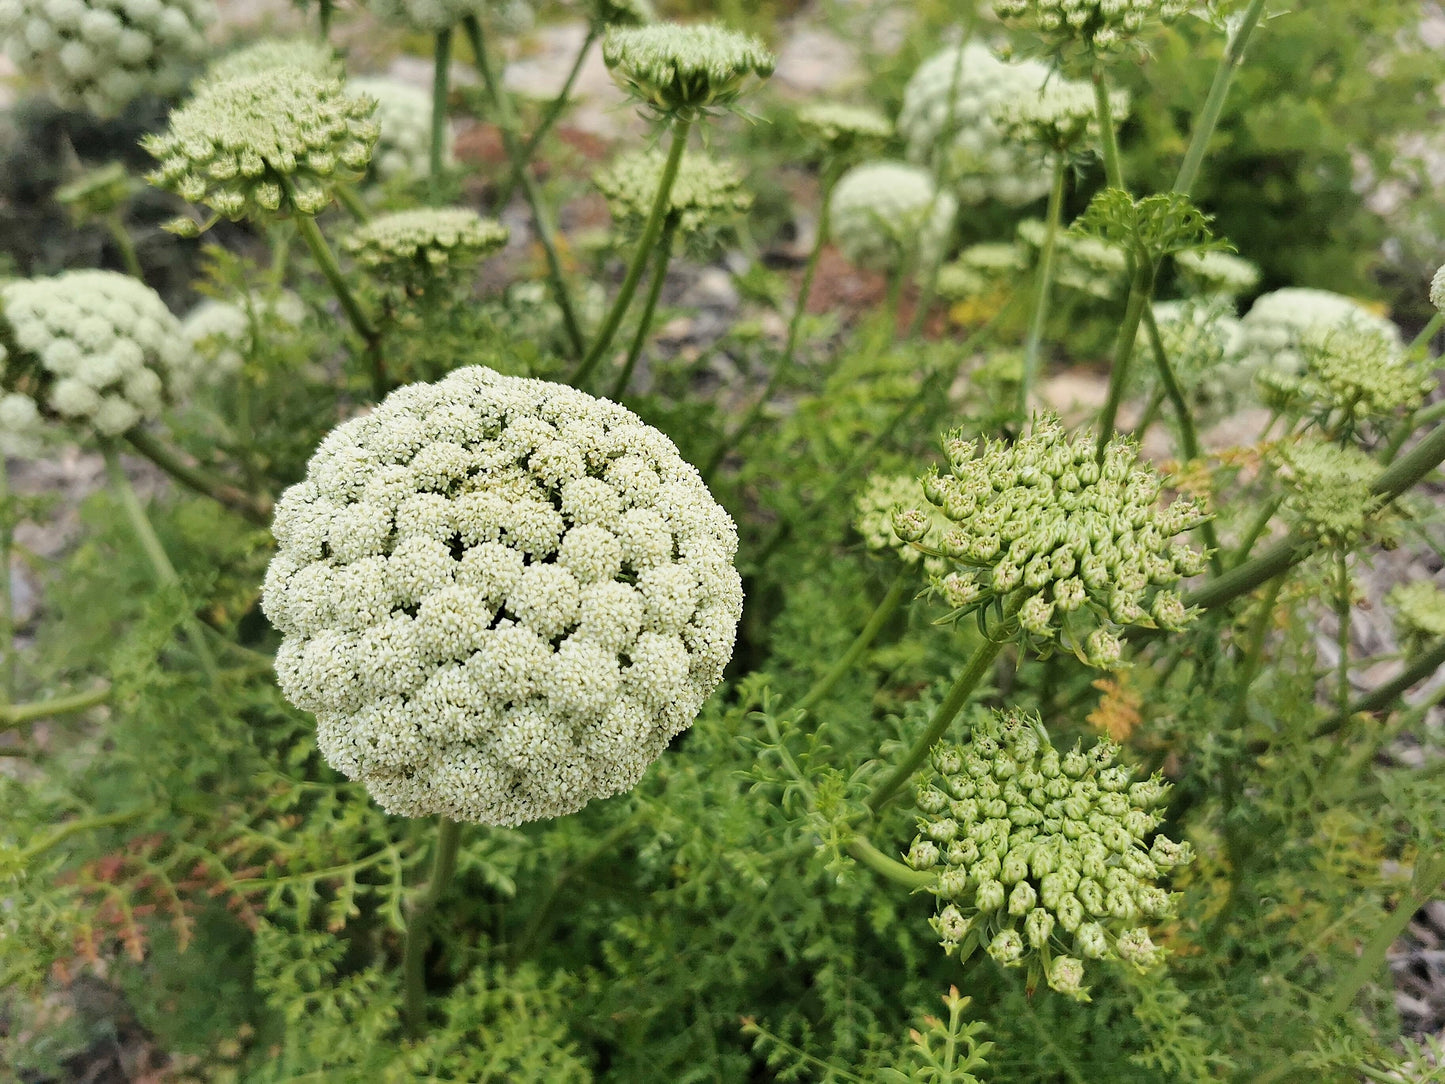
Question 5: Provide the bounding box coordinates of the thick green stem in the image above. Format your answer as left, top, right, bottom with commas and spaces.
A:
1095, 262, 1155, 455
1409, 311, 1445, 354
1227, 496, 1281, 569
99, 440, 217, 683
430, 30, 453, 205
1226, 576, 1285, 733
403, 816, 463, 1039
464, 14, 585, 361
1019, 154, 1067, 418
289, 202, 386, 399
846, 836, 933, 889
795, 567, 914, 717
609, 212, 680, 400
1314, 638, 1445, 740
318, 0, 332, 37
124, 429, 272, 526
104, 213, 144, 280
573, 116, 694, 388
1093, 66, 1125, 191
865, 599, 1018, 813
1171, 0, 1270, 196
1, 684, 111, 730
704, 163, 842, 479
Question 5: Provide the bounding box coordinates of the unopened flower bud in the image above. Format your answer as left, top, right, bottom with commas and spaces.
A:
988, 929, 1025, 965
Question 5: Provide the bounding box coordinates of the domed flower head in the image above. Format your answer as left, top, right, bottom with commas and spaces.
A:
1431, 266, 1445, 314
991, 0, 1188, 56
1272, 439, 1382, 548
991, 75, 1128, 156
908, 709, 1190, 1000
601, 22, 774, 121
0, 0, 213, 116
203, 37, 343, 84
898, 43, 1053, 207
144, 69, 380, 225
1238, 287, 1401, 382
1270, 325, 1435, 430
365, 0, 482, 32
596, 148, 750, 241
181, 291, 305, 377
900, 415, 1208, 664
796, 101, 892, 157
1175, 249, 1259, 301
829, 160, 958, 275
1388, 581, 1445, 656
347, 76, 446, 186
343, 208, 509, 301
1, 269, 196, 437
261, 366, 744, 826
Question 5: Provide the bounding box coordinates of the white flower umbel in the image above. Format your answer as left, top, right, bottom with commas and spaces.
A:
349, 76, 448, 185
262, 366, 744, 826
0, 0, 213, 115
828, 160, 958, 274
1238, 287, 1401, 379
898, 43, 1053, 207
182, 292, 305, 377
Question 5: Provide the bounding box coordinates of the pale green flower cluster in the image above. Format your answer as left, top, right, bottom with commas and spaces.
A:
181, 291, 305, 376
261, 366, 744, 826
348, 77, 446, 185
1175, 249, 1259, 301
897, 416, 1207, 665
366, 0, 483, 32
596, 149, 750, 237
796, 101, 892, 154
1289, 326, 1434, 422
204, 37, 341, 84
1017, 218, 1128, 298
828, 161, 958, 274
343, 208, 509, 299
1271, 439, 1380, 547
0, 391, 46, 456
1132, 298, 1247, 419
936, 243, 1028, 300
601, 22, 774, 120
1, 269, 195, 439
897, 43, 1053, 206
991, 0, 1188, 53
589, 0, 652, 27
1238, 287, 1401, 378
1431, 265, 1445, 313
854, 474, 948, 576
144, 69, 379, 222
0, 0, 213, 115
908, 710, 1190, 1000
1387, 581, 1445, 654
990, 75, 1128, 154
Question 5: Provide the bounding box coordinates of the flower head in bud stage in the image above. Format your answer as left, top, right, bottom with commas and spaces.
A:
854, 473, 949, 576
1238, 287, 1401, 383
596, 149, 751, 240
181, 291, 306, 377
0, 0, 213, 116
144, 69, 379, 224
204, 37, 343, 84
897, 43, 1053, 206
1279, 326, 1435, 428
601, 22, 774, 121
1175, 249, 1260, 301
907, 415, 1206, 663
1017, 217, 1128, 299
795, 102, 892, 157
1388, 581, 1445, 656
991, 0, 1188, 56
908, 709, 1190, 1000
828, 161, 958, 275
1, 270, 196, 438
343, 208, 509, 301
261, 366, 744, 826
1272, 439, 1381, 548
348, 77, 448, 186
990, 75, 1128, 156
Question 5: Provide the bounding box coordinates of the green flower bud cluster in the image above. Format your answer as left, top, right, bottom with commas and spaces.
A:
343, 208, 509, 300
991, 0, 1188, 55
595, 149, 750, 237
828, 161, 958, 275
1017, 218, 1128, 299
935, 243, 1027, 301
601, 22, 774, 121
261, 366, 744, 826
1431, 265, 1445, 314
854, 473, 949, 576
795, 101, 892, 156
348, 77, 447, 186
1387, 581, 1445, 656
1272, 439, 1381, 548
1, 269, 196, 439
181, 291, 305, 376
1276, 325, 1434, 425
897, 43, 1053, 207
1238, 287, 1401, 381
204, 37, 342, 84
1175, 249, 1259, 301
1131, 299, 1247, 420
144, 69, 379, 223
990, 75, 1128, 155
365, 0, 482, 32
908, 710, 1190, 1000
903, 416, 1208, 663
0, 0, 213, 116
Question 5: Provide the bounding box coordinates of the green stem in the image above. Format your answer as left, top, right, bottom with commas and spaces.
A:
318, 0, 332, 37
333, 184, 370, 224
704, 162, 842, 479
104, 212, 144, 280
1227, 496, 1281, 569
99, 440, 218, 683
1408, 311, 1445, 354
572, 115, 694, 388
845, 836, 933, 889
494, 24, 601, 209
1226, 576, 1285, 733
430, 29, 453, 205
609, 212, 680, 400
0, 684, 112, 730
795, 567, 914, 717
1171, 0, 1270, 196
0, 459, 14, 706
1384, 398, 1445, 464
865, 599, 1018, 813
463, 14, 585, 362
19, 806, 147, 863
1019, 154, 1066, 418
1334, 550, 1351, 714
403, 816, 463, 1039
1314, 638, 1445, 740
123, 429, 272, 526
1095, 261, 1155, 456
1093, 65, 1125, 191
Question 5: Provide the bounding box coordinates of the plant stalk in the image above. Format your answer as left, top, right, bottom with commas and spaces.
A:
0, 684, 111, 730
609, 212, 680, 400
430, 29, 453, 205
124, 429, 272, 526
403, 816, 463, 1038
846, 835, 933, 889
1019, 154, 1067, 418
1093, 65, 1125, 191
796, 567, 914, 717
1314, 638, 1445, 740
104, 213, 144, 280
1095, 261, 1155, 455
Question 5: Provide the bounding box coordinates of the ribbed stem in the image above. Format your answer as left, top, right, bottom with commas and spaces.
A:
846, 835, 934, 889
572, 116, 694, 388
609, 212, 680, 400
1093, 66, 1125, 191
1095, 261, 1154, 457
430, 29, 453, 205
1, 684, 112, 731
403, 816, 463, 1039
795, 566, 913, 717
124, 429, 272, 526
1019, 154, 1066, 418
